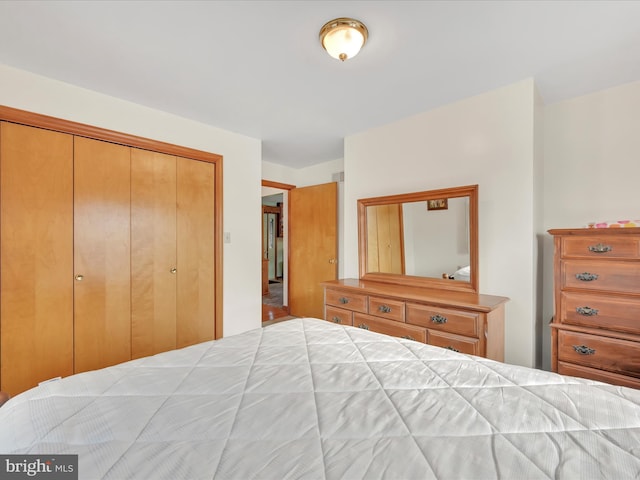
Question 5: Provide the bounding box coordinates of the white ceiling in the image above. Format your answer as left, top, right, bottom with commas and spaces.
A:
1, 1, 639, 168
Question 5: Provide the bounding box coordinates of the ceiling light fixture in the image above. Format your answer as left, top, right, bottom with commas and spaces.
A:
319, 17, 368, 62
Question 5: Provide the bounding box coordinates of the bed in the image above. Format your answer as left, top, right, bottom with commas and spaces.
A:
1, 317, 640, 479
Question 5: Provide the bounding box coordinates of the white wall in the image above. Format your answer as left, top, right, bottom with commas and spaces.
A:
0, 63, 263, 337
344, 79, 538, 368
262, 158, 343, 188
533, 86, 545, 368
541, 80, 640, 369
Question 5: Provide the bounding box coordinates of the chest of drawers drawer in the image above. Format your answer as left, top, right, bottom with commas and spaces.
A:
325, 289, 368, 313
368, 296, 405, 322
562, 260, 640, 294
353, 313, 427, 343
406, 303, 479, 337
561, 236, 640, 259
558, 330, 640, 378
557, 362, 640, 389
560, 291, 640, 335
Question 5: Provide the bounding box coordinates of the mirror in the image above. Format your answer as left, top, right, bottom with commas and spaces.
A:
358, 185, 478, 293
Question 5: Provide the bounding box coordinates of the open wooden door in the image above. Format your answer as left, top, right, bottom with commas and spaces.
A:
289, 182, 338, 318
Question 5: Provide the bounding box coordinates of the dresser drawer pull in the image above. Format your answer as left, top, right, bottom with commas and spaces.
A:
357, 323, 370, 330
378, 305, 392, 313
445, 346, 460, 353
338, 297, 350, 304
431, 314, 448, 324
401, 335, 415, 341
575, 272, 599, 282
588, 243, 612, 253
331, 316, 342, 324
576, 306, 599, 316
572, 345, 596, 355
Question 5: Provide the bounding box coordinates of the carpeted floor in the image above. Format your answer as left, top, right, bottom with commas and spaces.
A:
262, 281, 283, 308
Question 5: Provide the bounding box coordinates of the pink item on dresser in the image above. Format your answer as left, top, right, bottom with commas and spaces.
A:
586, 220, 640, 228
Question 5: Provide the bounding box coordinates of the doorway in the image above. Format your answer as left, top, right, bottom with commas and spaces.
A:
262, 189, 289, 322
261, 180, 338, 322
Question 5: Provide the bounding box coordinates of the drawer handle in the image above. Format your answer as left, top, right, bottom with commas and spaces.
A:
576, 306, 599, 316
339, 297, 349, 304
357, 323, 370, 330
572, 345, 596, 355
575, 272, 599, 282
431, 314, 448, 324
331, 316, 342, 324
401, 335, 415, 341
588, 243, 612, 253
445, 346, 460, 353
378, 305, 392, 313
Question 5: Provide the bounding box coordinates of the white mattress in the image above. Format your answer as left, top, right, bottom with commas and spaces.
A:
1, 318, 640, 479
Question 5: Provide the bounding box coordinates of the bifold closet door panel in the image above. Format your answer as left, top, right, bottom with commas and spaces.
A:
0, 122, 74, 396
176, 157, 215, 348
131, 148, 177, 359
73, 137, 131, 373
366, 204, 404, 274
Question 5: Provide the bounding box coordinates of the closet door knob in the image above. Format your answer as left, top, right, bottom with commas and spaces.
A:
74, 274, 84, 281
170, 268, 177, 274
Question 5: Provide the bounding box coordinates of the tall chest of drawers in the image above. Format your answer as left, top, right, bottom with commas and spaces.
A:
321, 279, 509, 361
549, 228, 640, 388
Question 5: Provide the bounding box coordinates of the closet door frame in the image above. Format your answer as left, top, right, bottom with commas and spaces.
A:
0, 105, 224, 339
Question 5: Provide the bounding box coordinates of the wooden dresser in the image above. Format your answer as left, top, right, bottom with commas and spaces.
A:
549, 228, 640, 388
321, 279, 509, 361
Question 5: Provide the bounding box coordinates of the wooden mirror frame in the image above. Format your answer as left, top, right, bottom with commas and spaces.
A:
358, 184, 479, 293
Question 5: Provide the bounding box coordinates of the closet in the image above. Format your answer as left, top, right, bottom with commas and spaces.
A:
130, 149, 215, 359
1, 123, 74, 396
74, 136, 132, 373
0, 109, 221, 396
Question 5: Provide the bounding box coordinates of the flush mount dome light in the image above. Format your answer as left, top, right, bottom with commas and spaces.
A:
319, 17, 368, 61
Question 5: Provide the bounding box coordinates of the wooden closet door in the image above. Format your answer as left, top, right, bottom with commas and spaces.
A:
131, 149, 177, 359
176, 157, 215, 348
0, 122, 74, 396
74, 137, 131, 373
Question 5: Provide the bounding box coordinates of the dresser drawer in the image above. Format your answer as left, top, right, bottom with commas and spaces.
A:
558, 330, 640, 378
562, 260, 640, 294
368, 296, 405, 323
353, 313, 426, 343
325, 289, 368, 313
558, 361, 640, 389
561, 236, 640, 259
325, 305, 354, 326
427, 331, 479, 356
406, 303, 479, 337
560, 291, 640, 335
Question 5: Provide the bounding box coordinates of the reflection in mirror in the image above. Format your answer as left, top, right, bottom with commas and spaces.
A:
366, 204, 405, 274
400, 197, 469, 280
358, 185, 478, 293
